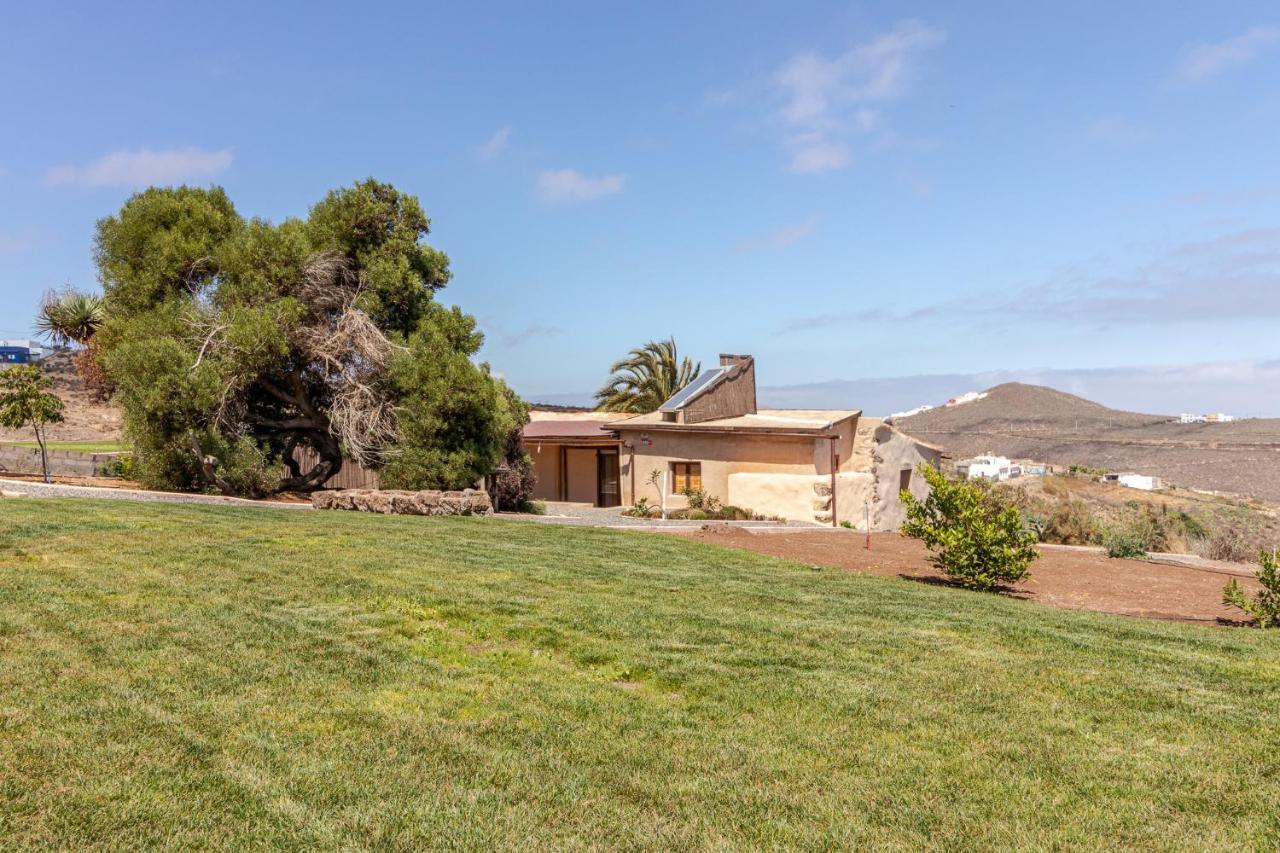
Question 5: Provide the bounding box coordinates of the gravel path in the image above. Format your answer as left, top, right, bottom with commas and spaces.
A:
0, 478, 310, 510
498, 501, 809, 530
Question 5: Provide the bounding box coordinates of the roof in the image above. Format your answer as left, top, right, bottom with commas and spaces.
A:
522, 420, 619, 441
606, 408, 861, 436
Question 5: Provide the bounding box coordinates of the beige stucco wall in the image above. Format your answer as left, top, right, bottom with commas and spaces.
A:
617, 416, 859, 523
564, 447, 598, 504
870, 423, 944, 530
529, 445, 560, 501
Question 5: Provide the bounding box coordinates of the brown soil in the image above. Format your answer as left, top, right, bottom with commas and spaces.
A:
670, 527, 1261, 625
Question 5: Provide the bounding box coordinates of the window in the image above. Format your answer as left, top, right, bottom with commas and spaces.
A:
671, 462, 702, 494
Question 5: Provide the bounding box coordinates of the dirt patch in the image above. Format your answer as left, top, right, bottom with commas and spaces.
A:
669, 527, 1261, 625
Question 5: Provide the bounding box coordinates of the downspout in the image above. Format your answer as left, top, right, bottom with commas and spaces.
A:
829, 437, 838, 528
623, 441, 635, 506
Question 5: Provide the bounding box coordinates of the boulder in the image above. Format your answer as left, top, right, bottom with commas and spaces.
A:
312, 488, 493, 517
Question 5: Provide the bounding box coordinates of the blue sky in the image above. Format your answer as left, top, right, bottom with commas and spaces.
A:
2, 2, 1279, 414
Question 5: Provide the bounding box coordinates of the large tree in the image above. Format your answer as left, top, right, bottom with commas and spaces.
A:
595, 338, 700, 413
94, 180, 522, 496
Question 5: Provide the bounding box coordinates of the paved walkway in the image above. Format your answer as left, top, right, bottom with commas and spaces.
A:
0, 478, 310, 510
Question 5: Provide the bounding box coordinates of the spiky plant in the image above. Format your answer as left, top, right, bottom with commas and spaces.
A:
595, 338, 700, 413
35, 288, 105, 346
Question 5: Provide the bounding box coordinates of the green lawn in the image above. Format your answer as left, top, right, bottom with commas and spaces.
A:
0, 440, 125, 454
1, 499, 1277, 850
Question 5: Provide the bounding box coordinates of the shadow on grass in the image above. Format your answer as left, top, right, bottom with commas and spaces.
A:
896, 573, 1033, 600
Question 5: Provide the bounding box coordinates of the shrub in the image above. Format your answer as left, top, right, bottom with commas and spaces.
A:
1103, 526, 1149, 560
681, 487, 721, 513
1047, 498, 1099, 545
489, 455, 537, 512
686, 509, 708, 521
900, 465, 1039, 591
521, 500, 547, 516
840, 520, 854, 530
1223, 550, 1280, 627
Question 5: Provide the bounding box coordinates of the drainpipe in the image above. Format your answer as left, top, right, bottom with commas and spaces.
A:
829, 437, 838, 528
623, 441, 635, 506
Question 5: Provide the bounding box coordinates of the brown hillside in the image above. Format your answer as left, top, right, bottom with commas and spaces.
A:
0, 351, 124, 443
897, 383, 1280, 501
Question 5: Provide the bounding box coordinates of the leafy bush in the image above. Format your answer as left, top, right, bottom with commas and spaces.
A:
681, 487, 721, 513
1103, 526, 1149, 559
1223, 550, 1280, 627
521, 500, 546, 516
686, 509, 708, 521
900, 466, 1039, 591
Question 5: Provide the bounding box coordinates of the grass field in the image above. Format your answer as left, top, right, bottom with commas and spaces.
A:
0, 440, 125, 454
1, 499, 1278, 849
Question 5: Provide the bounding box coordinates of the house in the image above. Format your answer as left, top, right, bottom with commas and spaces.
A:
523, 354, 943, 528
1103, 472, 1162, 491
0, 340, 44, 363
955, 454, 1019, 481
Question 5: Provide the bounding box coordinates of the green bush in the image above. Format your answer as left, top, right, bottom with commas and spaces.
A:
1103, 526, 1149, 560
1223, 550, 1280, 627
900, 466, 1039, 591
681, 487, 721, 513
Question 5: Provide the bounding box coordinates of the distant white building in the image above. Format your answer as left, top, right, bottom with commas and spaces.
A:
1103, 472, 1162, 491
889, 404, 934, 419
945, 391, 987, 408
956, 454, 1020, 481
1179, 412, 1235, 424
0, 339, 45, 361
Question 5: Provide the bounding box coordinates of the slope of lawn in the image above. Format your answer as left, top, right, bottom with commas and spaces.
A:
1, 440, 125, 454
1, 499, 1277, 850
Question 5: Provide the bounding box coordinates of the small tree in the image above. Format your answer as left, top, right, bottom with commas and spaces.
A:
900, 465, 1039, 591
1223, 550, 1280, 628
0, 366, 66, 484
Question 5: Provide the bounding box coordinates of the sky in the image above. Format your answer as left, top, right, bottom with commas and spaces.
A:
2, 2, 1279, 415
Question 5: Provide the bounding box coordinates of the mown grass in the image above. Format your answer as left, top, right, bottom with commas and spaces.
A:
0, 440, 125, 454
0, 498, 1277, 850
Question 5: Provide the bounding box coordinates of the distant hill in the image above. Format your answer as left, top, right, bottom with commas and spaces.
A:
0, 351, 123, 443
896, 383, 1280, 501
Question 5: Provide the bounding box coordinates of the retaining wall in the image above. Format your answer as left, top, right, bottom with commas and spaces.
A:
0, 446, 125, 478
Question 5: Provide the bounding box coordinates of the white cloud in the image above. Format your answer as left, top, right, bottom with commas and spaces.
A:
736, 217, 819, 253
1177, 26, 1280, 82
788, 139, 853, 174
1085, 116, 1151, 146
478, 127, 512, 161
771, 20, 945, 175
535, 169, 626, 204
45, 146, 233, 188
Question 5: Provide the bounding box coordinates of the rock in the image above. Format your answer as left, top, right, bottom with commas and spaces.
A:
312, 488, 494, 517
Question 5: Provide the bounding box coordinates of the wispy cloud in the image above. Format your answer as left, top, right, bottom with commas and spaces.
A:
773, 20, 945, 174
1177, 26, 1280, 82
1085, 116, 1151, 146
0, 233, 33, 253
535, 169, 626, 204
761, 359, 1280, 417
500, 322, 562, 348
46, 146, 233, 187
786, 228, 1280, 330
735, 217, 819, 253
478, 126, 512, 161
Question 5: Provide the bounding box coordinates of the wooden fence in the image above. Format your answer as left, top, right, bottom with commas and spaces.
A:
291, 447, 381, 490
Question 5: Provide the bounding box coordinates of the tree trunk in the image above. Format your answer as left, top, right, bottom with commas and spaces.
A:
35, 425, 50, 485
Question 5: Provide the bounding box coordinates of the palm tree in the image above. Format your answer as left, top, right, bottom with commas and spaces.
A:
35, 288, 104, 347
595, 338, 701, 413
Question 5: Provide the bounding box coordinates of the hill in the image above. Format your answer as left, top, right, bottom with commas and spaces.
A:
897, 382, 1280, 500
0, 351, 123, 444
1, 497, 1276, 848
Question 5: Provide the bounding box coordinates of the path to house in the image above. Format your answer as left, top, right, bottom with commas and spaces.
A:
501, 501, 809, 529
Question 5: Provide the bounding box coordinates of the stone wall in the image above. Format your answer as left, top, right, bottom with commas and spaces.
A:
0, 446, 125, 478
313, 488, 493, 516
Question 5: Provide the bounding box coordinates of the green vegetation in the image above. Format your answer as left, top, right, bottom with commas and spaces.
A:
0, 440, 125, 454
901, 465, 1039, 590
93, 181, 522, 497
1223, 550, 1280, 627
3, 499, 1277, 848
594, 337, 699, 413
0, 366, 65, 484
